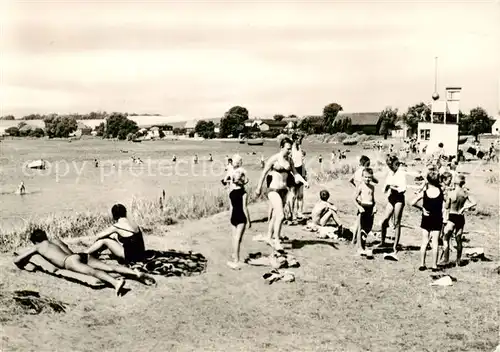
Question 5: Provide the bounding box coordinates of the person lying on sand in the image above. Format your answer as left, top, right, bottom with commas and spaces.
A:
13, 229, 154, 296
85, 204, 146, 264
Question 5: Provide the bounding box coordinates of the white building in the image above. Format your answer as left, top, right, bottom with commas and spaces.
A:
492, 119, 500, 135
391, 120, 411, 139
185, 120, 197, 133
417, 87, 462, 157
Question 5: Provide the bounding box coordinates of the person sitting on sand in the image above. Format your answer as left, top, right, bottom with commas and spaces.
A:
13, 229, 154, 296
440, 175, 477, 267
354, 168, 376, 257
209, 153, 213, 162
17, 181, 26, 195
226, 154, 251, 270
260, 154, 265, 169
255, 137, 309, 250
85, 204, 146, 264
172, 155, 177, 163
193, 154, 198, 164
411, 171, 444, 272
308, 190, 343, 232
378, 155, 407, 261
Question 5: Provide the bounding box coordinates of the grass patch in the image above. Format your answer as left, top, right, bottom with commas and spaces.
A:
0, 187, 267, 253
304, 132, 374, 144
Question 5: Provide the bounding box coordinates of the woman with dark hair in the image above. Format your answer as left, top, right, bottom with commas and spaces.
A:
377, 155, 407, 261
255, 137, 309, 250
85, 204, 146, 264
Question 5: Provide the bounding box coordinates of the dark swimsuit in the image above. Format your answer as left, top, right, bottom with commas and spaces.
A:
359, 204, 375, 234
229, 188, 247, 226
448, 213, 465, 230
388, 190, 405, 205
420, 188, 444, 232
114, 225, 146, 264
267, 161, 290, 199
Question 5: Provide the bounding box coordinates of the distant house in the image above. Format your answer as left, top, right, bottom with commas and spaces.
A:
185, 120, 197, 133
391, 120, 412, 139
214, 124, 220, 134
492, 118, 500, 135
148, 126, 160, 138
75, 122, 92, 136
336, 112, 380, 134
283, 116, 299, 130
259, 119, 287, 132
18, 124, 34, 134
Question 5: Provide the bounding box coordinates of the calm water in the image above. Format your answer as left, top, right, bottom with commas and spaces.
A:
0, 138, 369, 229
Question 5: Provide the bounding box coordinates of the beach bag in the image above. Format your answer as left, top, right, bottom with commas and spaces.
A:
467, 147, 476, 156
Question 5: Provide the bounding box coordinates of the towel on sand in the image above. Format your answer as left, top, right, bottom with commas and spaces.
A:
245, 251, 299, 269
127, 250, 208, 277
17, 254, 107, 289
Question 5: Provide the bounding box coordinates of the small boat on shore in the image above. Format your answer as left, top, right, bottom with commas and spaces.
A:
247, 138, 264, 146
27, 160, 46, 170
132, 139, 142, 143
343, 139, 358, 146
458, 136, 468, 145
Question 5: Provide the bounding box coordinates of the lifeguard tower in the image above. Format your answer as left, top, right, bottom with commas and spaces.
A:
417, 58, 461, 157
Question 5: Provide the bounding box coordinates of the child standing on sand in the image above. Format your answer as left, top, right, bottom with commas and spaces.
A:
349, 156, 378, 244
354, 168, 376, 258
227, 154, 251, 270
411, 171, 444, 271
440, 175, 476, 267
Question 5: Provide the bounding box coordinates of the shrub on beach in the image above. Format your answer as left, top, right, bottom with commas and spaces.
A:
303, 132, 374, 144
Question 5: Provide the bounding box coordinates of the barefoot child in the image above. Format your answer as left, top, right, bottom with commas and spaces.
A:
354, 168, 377, 257
307, 190, 343, 236
441, 175, 477, 267
349, 156, 378, 244
227, 154, 251, 269
12, 229, 153, 296
411, 171, 444, 271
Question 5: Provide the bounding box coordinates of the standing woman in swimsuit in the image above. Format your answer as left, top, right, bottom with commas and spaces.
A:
378, 155, 407, 260
255, 137, 309, 250
226, 154, 251, 269
85, 204, 146, 264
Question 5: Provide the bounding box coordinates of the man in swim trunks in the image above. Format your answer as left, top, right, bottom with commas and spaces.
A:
289, 133, 306, 220
354, 168, 377, 257
13, 229, 153, 295
441, 175, 476, 267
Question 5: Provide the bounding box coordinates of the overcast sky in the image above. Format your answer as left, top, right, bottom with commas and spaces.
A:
1, 1, 499, 120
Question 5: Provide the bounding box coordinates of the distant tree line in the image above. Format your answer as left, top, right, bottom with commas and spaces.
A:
3, 103, 495, 141
4, 111, 161, 120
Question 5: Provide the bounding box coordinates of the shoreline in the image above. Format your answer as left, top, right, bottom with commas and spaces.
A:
0, 159, 362, 252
